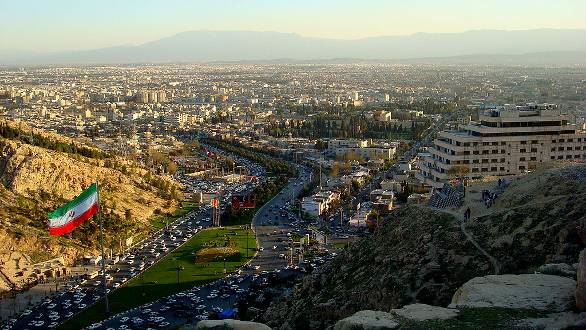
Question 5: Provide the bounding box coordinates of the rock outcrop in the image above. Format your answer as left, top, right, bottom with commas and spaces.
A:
334, 310, 399, 330
390, 303, 459, 322
191, 319, 272, 330
450, 274, 576, 312
537, 263, 577, 278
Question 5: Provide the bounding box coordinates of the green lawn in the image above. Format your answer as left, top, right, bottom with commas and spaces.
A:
59, 226, 256, 329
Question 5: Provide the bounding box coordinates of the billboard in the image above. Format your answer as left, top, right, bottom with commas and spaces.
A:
211, 198, 219, 208
231, 194, 256, 209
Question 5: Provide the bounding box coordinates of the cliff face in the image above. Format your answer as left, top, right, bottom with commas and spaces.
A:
263, 164, 586, 330
0, 136, 179, 285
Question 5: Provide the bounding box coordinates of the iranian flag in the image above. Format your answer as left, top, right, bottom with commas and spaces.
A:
48, 183, 100, 236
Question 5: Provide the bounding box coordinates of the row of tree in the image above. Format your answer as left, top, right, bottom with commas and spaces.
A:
205, 138, 298, 177
0, 122, 110, 159
263, 113, 430, 140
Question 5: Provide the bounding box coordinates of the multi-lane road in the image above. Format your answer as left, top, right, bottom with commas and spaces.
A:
247, 165, 312, 272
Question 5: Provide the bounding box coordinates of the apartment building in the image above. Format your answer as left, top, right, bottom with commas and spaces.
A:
418, 103, 586, 189
328, 139, 397, 160
301, 190, 340, 218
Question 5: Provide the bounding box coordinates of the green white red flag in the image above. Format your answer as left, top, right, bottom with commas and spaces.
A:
48, 183, 99, 236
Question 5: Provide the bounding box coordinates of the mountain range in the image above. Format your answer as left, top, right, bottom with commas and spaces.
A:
2, 29, 586, 65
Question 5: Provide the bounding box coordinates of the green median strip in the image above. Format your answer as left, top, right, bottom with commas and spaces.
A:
59, 226, 256, 330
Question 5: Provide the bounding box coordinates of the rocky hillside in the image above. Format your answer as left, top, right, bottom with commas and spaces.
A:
0, 126, 181, 291
466, 164, 586, 270
263, 163, 586, 329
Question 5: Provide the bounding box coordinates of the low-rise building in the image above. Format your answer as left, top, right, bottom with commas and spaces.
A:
301, 190, 340, 217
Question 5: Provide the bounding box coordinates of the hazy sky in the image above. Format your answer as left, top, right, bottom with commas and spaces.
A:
2, 0, 586, 52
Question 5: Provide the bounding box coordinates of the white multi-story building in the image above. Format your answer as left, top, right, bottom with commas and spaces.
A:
164, 112, 188, 127
301, 190, 340, 217
328, 139, 397, 160
418, 103, 586, 189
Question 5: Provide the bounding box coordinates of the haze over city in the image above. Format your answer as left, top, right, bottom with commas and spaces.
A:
2, 0, 586, 52
0, 1, 586, 330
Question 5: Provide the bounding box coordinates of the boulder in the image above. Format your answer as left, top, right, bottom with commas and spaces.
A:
577, 249, 586, 311
190, 319, 272, 330
537, 263, 576, 278
450, 274, 576, 312
391, 303, 459, 322
334, 310, 399, 330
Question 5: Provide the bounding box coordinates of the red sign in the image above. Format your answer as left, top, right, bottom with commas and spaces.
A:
231, 195, 255, 209
211, 199, 219, 208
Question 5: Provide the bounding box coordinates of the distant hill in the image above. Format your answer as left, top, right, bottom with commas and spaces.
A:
2, 29, 586, 65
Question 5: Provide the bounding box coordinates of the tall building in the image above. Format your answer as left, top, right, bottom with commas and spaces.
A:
157, 91, 166, 103
417, 103, 586, 189
148, 91, 158, 104
136, 91, 149, 104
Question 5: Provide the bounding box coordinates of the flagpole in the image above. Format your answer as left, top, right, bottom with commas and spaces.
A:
97, 180, 110, 316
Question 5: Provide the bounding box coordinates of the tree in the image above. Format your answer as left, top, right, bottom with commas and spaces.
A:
447, 165, 470, 182
167, 160, 178, 175
125, 209, 132, 222
330, 164, 340, 178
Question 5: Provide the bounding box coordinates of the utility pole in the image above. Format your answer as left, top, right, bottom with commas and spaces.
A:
319, 164, 322, 191
96, 181, 110, 317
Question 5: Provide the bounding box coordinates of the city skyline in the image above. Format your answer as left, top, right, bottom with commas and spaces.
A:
1, 0, 586, 52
